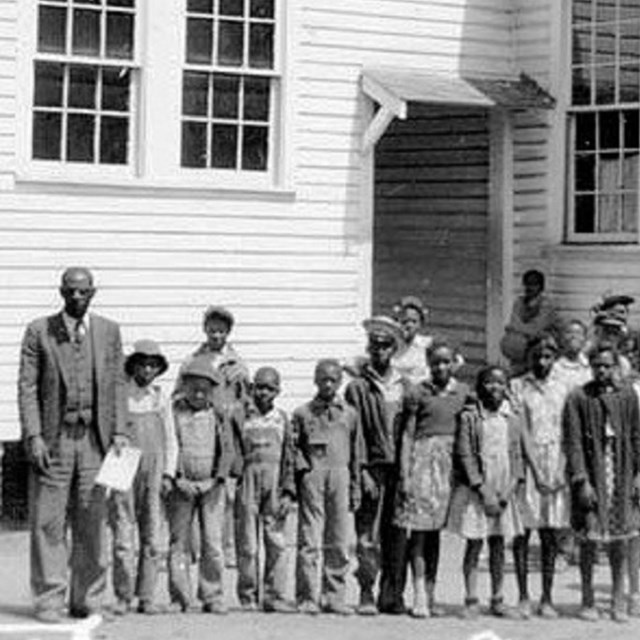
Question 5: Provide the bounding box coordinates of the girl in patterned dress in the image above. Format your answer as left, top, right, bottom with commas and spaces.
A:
511, 335, 569, 619
394, 340, 469, 618
448, 365, 536, 619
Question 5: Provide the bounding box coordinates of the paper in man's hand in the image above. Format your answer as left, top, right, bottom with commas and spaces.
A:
95, 447, 141, 492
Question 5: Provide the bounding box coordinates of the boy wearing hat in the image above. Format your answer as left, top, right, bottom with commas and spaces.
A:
293, 359, 362, 615
235, 367, 296, 613
166, 356, 236, 614
109, 339, 175, 615
344, 316, 412, 615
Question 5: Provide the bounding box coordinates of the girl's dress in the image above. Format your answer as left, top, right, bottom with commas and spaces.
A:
394, 379, 469, 532
392, 334, 433, 385
447, 400, 524, 540
511, 374, 570, 530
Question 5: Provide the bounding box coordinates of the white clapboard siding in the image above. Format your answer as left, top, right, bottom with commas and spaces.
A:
0, 0, 515, 439
373, 105, 489, 380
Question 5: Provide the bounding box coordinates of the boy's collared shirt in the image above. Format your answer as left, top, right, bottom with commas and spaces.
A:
241, 404, 287, 461
364, 364, 404, 439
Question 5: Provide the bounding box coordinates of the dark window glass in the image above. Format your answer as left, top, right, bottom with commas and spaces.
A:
575, 154, 596, 191
108, 0, 135, 7
620, 64, 640, 102
100, 115, 128, 163
249, 23, 274, 69
183, 72, 210, 116
595, 64, 616, 103
218, 21, 244, 66
572, 0, 592, 24
102, 68, 130, 111
106, 12, 135, 59
69, 65, 97, 109
624, 110, 639, 149
212, 74, 240, 118
186, 18, 213, 64
38, 6, 67, 54
32, 112, 62, 160
242, 125, 268, 170
244, 76, 270, 121
250, 0, 274, 19
575, 194, 596, 232
572, 67, 591, 105
182, 121, 208, 167
34, 62, 64, 107
73, 9, 101, 56
576, 113, 596, 150
599, 111, 620, 148
220, 0, 244, 16
211, 124, 237, 168
187, 0, 213, 12
67, 114, 95, 162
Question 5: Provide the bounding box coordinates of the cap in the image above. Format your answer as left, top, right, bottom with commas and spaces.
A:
202, 305, 235, 330
362, 315, 404, 346
599, 294, 635, 311
181, 356, 221, 385
124, 339, 169, 377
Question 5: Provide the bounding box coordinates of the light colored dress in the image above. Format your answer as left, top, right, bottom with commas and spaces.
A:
392, 334, 433, 385
447, 402, 523, 540
551, 355, 591, 391
511, 373, 571, 530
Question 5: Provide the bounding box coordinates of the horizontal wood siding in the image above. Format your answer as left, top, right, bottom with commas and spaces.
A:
0, 0, 515, 439
373, 105, 489, 377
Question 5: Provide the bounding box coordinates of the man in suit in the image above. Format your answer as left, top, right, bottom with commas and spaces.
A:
18, 267, 128, 623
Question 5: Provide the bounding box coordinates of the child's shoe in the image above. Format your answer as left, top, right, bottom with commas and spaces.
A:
490, 597, 518, 619
323, 603, 353, 616
517, 599, 532, 619
628, 593, 640, 617
263, 599, 297, 614
298, 600, 320, 615
137, 601, 162, 615
202, 601, 228, 615
460, 598, 481, 620
411, 582, 429, 618
577, 606, 599, 622
356, 591, 378, 616
537, 601, 558, 619
111, 599, 131, 616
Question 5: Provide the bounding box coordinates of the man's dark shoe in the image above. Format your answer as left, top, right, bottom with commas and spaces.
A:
69, 606, 115, 622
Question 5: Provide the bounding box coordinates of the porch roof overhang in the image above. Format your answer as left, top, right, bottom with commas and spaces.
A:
361, 67, 556, 153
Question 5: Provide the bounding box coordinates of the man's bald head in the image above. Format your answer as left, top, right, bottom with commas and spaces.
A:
61, 267, 94, 288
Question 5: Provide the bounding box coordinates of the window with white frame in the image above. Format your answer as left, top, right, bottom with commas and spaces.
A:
568, 0, 640, 242
31, 0, 136, 165
180, 0, 277, 172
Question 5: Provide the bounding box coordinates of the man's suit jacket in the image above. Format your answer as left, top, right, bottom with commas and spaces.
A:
18, 311, 127, 455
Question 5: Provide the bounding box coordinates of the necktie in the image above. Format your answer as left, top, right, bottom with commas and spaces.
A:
74, 320, 85, 345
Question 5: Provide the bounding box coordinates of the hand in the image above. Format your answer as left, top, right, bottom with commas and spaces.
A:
349, 492, 361, 513
194, 479, 215, 495
161, 475, 174, 498
278, 494, 293, 520
577, 481, 597, 510
361, 470, 379, 500
27, 435, 50, 473
175, 478, 198, 499
112, 434, 129, 456
477, 485, 501, 518
536, 479, 554, 496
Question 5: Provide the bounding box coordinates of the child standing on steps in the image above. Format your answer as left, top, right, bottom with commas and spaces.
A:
394, 339, 469, 618
448, 365, 536, 619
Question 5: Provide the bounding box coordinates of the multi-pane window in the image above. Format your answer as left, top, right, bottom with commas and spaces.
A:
569, 0, 640, 241
32, 0, 136, 165
181, 0, 277, 172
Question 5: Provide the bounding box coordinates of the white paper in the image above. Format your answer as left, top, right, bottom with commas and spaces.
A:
95, 447, 141, 493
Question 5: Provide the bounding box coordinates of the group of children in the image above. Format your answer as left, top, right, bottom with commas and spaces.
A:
108, 292, 640, 623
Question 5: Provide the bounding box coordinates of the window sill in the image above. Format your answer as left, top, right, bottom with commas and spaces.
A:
14, 166, 296, 202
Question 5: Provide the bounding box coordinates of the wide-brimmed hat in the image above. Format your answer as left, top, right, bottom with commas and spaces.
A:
125, 339, 169, 377
181, 356, 221, 385
202, 305, 234, 330
362, 315, 404, 346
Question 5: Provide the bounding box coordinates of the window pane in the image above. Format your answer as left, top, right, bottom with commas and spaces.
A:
34, 62, 64, 107
38, 6, 67, 54
624, 110, 639, 149
620, 64, 640, 102
218, 21, 244, 66
67, 114, 95, 162
76, 0, 101, 4
576, 154, 596, 191
242, 125, 268, 170
596, 0, 615, 24
187, 0, 213, 13
575, 194, 596, 233
69, 65, 97, 109
620, 1, 639, 21
595, 26, 615, 65
212, 74, 239, 118
244, 76, 270, 121
186, 18, 213, 64
220, 0, 244, 16
595, 65, 616, 103
622, 152, 639, 190
572, 66, 591, 105
598, 152, 619, 190
622, 191, 639, 231
573, 26, 592, 66
599, 111, 619, 148
106, 12, 135, 59
108, 0, 135, 7
182, 121, 208, 167
250, 0, 274, 19
32, 112, 62, 160
211, 124, 238, 168
102, 68, 131, 111
576, 112, 596, 150
183, 72, 210, 116
249, 23, 274, 69
620, 20, 640, 62
100, 115, 128, 163
598, 193, 620, 232
73, 9, 101, 56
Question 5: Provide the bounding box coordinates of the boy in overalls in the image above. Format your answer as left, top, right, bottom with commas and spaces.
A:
235, 367, 296, 613
109, 339, 174, 615
293, 359, 362, 615
167, 356, 236, 614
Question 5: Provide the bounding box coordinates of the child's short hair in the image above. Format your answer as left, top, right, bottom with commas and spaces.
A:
474, 364, 507, 396
314, 358, 342, 376
522, 269, 545, 289
526, 333, 559, 357
565, 318, 587, 334
253, 366, 281, 388
587, 340, 619, 364
426, 337, 458, 362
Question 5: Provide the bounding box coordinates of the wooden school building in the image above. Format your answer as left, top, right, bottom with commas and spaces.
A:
0, 1, 637, 515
